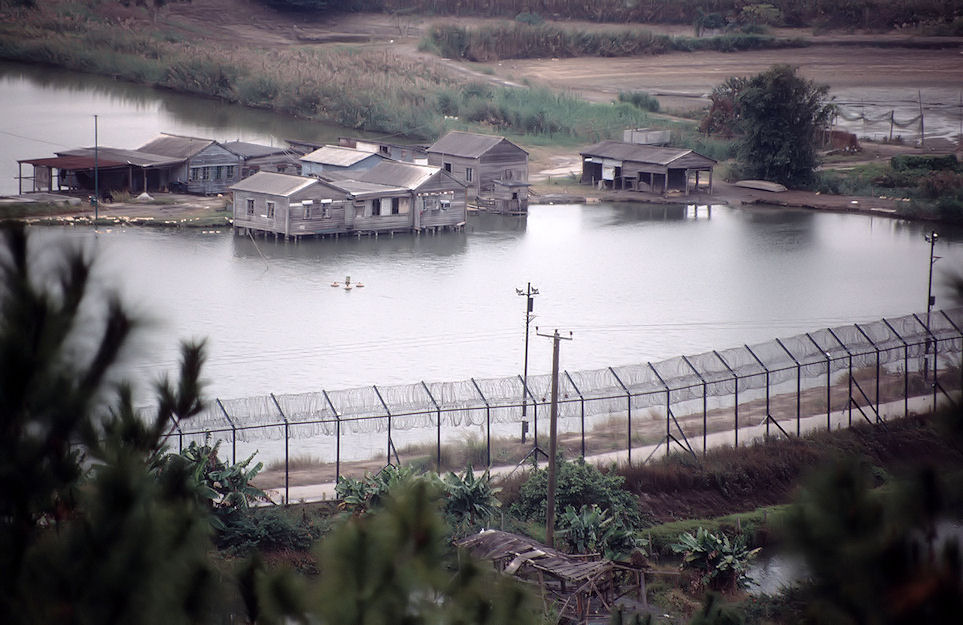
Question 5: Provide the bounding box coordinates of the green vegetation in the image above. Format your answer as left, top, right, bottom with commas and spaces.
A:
0, 3, 646, 143
618, 90, 661, 113
671, 527, 760, 591
375, 0, 955, 30
711, 65, 833, 187
818, 155, 963, 221
422, 22, 806, 62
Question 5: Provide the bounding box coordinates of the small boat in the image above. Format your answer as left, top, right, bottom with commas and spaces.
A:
355, 282, 365, 288
330, 281, 340, 287
343, 284, 353, 291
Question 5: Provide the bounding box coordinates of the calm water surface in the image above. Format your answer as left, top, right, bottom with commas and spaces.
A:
33, 203, 963, 401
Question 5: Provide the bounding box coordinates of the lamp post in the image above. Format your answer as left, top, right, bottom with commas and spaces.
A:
924, 230, 939, 380
93, 114, 99, 224
515, 283, 538, 441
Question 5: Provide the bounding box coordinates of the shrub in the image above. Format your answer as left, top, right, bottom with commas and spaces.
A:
443, 465, 501, 529
557, 503, 639, 559
215, 506, 321, 553
511, 459, 644, 529
891, 154, 959, 172
617, 91, 660, 112
671, 527, 760, 591
515, 11, 544, 26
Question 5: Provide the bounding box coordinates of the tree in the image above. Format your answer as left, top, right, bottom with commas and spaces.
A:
0, 222, 223, 624
734, 64, 834, 187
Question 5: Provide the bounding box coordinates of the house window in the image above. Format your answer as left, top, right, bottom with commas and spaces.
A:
303, 200, 313, 219
391, 197, 400, 215
322, 206, 329, 219
214, 166, 223, 180
443, 162, 452, 173
266, 201, 275, 218
440, 199, 451, 211
226, 165, 235, 179
201, 167, 211, 180
504, 169, 513, 180
465, 167, 473, 183
380, 145, 390, 155
246, 199, 255, 215
189, 167, 200, 181
370, 200, 379, 217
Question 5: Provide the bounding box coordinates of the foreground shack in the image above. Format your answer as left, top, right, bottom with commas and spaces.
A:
580, 140, 715, 195
456, 530, 647, 624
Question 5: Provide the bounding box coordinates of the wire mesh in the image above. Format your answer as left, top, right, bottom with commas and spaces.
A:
170, 310, 963, 468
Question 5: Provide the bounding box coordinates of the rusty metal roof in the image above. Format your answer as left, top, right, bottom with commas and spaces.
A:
137, 133, 215, 159
580, 140, 716, 167
22, 147, 183, 169
427, 130, 526, 158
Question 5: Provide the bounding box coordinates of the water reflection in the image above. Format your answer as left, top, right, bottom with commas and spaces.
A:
232, 229, 470, 261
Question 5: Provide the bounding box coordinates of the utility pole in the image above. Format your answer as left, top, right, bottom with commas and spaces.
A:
924, 230, 940, 380
536, 326, 572, 548
93, 114, 99, 224
515, 283, 539, 446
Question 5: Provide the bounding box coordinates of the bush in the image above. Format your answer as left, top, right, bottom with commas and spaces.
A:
617, 91, 660, 112
216, 506, 321, 553
671, 527, 760, 591
891, 154, 959, 172
511, 459, 644, 529
514, 11, 544, 25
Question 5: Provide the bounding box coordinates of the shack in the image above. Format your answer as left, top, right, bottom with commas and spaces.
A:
357, 160, 468, 233
338, 137, 428, 164
580, 140, 715, 195
426, 130, 529, 214
222, 141, 301, 177
300, 145, 387, 177
456, 530, 647, 624
231, 171, 350, 239
138, 133, 241, 195
231, 162, 467, 240
17, 147, 183, 196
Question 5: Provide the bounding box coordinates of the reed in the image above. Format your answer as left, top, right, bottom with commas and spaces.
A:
423, 22, 806, 62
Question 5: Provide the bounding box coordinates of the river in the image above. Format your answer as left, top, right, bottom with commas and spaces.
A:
4, 62, 963, 402
31, 204, 963, 402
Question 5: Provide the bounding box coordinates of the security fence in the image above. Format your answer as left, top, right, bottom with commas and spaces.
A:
165, 309, 963, 498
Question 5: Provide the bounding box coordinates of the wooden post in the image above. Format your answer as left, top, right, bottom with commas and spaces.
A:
538, 328, 572, 549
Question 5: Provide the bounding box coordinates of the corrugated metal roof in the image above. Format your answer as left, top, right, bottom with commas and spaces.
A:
327, 179, 408, 199
230, 172, 317, 196
138, 133, 215, 159
357, 161, 444, 190
222, 141, 288, 158
300, 145, 381, 167
54, 147, 184, 167
580, 140, 716, 166
427, 131, 525, 158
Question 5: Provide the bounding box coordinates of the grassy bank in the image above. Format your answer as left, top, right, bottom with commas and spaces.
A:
0, 2, 649, 143
421, 22, 806, 62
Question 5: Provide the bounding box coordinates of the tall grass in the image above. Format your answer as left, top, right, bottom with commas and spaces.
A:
0, 10, 647, 142
423, 22, 806, 62
382, 0, 955, 30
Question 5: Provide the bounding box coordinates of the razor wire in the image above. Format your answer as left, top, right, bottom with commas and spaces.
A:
172, 309, 963, 449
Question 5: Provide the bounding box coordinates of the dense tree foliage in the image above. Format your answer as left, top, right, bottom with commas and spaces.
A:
0, 224, 536, 625
733, 64, 833, 187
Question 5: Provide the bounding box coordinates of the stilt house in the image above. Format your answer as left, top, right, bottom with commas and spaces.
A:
426, 131, 529, 214
580, 140, 715, 195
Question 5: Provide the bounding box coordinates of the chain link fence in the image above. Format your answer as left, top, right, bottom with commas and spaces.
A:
164, 309, 963, 499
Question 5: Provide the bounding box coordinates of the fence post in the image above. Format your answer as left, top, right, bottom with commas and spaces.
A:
421, 381, 442, 472
855, 324, 881, 419
564, 371, 586, 459
609, 367, 632, 464
216, 398, 236, 464
883, 318, 910, 418
470, 378, 491, 469
681, 355, 708, 455
270, 393, 289, 505
322, 390, 340, 487
714, 351, 738, 447
372, 385, 397, 466
938, 310, 963, 395
775, 339, 802, 436
806, 333, 832, 430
